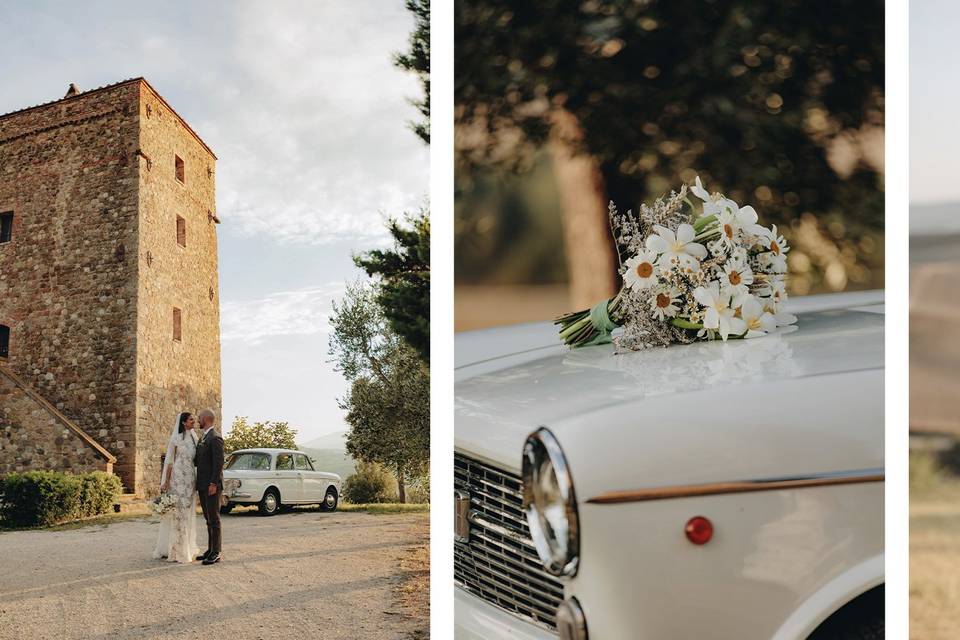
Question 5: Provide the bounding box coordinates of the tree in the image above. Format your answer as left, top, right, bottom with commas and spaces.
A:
328, 281, 403, 384
395, 0, 430, 144
224, 417, 298, 454
353, 210, 430, 361
455, 0, 884, 293
340, 348, 429, 503
329, 283, 429, 503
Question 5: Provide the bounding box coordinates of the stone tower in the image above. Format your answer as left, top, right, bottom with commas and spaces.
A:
0, 78, 222, 494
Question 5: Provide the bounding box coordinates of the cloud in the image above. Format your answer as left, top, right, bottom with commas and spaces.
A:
0, 1, 429, 246
220, 282, 347, 345
200, 2, 430, 245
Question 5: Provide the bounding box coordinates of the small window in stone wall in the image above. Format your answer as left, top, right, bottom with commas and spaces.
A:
176, 215, 186, 247
175, 155, 185, 183
0, 212, 12, 243
0, 325, 9, 358
173, 308, 182, 342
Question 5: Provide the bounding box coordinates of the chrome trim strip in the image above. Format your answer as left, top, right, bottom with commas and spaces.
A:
585, 467, 884, 505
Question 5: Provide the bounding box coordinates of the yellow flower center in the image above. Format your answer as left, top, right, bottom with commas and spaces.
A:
728, 270, 741, 286
748, 317, 762, 330
656, 293, 671, 308
636, 261, 653, 278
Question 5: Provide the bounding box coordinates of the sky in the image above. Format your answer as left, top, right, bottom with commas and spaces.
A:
911, 0, 960, 205
0, 1, 429, 443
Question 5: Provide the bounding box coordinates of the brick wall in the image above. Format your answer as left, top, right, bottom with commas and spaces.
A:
0, 82, 140, 486
0, 80, 222, 494
134, 83, 222, 494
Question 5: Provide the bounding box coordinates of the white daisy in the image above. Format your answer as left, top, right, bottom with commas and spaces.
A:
649, 286, 681, 320
622, 249, 660, 290
718, 258, 754, 306
646, 224, 707, 271
755, 225, 790, 273
693, 282, 747, 340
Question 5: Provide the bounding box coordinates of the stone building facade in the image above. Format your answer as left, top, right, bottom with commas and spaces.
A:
0, 78, 221, 494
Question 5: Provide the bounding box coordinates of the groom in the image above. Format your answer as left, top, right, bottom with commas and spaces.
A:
195, 408, 224, 565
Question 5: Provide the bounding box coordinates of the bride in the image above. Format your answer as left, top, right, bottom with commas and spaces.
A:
152, 411, 201, 563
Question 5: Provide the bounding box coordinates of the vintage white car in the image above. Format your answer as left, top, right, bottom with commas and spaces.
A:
454, 291, 883, 639
222, 448, 342, 516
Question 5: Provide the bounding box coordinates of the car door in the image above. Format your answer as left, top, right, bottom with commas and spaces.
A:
273, 453, 302, 503
294, 453, 323, 502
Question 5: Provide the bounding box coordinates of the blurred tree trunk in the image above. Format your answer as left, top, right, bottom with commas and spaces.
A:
548, 109, 618, 309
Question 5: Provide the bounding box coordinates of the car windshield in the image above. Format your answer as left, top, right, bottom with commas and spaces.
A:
225, 452, 271, 471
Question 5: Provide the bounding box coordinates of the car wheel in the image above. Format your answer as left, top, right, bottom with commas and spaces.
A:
258, 489, 280, 516
320, 487, 338, 512
219, 502, 235, 515
807, 587, 883, 640
809, 616, 883, 640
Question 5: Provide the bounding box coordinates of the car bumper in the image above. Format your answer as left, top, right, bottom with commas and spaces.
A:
454, 587, 556, 639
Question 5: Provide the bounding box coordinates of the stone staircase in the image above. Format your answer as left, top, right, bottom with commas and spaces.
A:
0, 363, 117, 475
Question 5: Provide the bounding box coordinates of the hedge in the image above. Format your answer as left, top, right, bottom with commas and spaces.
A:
343, 461, 398, 504
0, 470, 122, 528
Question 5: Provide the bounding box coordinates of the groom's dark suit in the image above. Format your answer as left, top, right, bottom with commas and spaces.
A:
195, 427, 224, 559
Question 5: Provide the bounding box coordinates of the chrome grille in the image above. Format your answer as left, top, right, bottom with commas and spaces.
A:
454, 452, 564, 631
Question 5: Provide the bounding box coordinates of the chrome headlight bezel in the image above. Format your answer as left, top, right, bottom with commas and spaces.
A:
522, 427, 580, 578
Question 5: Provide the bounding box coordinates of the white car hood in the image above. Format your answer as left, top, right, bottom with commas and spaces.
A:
455, 292, 883, 495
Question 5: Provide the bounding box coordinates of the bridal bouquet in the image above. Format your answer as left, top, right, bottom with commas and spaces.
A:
150, 492, 177, 517
555, 176, 797, 352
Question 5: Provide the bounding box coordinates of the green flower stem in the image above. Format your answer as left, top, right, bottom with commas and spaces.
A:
694, 227, 720, 242
693, 214, 717, 233
671, 318, 703, 330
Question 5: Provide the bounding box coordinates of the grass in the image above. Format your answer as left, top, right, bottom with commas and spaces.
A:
0, 500, 429, 532
0, 506, 153, 533
911, 450, 960, 639
339, 502, 430, 514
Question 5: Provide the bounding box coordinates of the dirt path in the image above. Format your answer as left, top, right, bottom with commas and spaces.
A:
0, 509, 428, 640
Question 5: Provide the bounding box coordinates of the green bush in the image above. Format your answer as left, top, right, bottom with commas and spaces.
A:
78, 471, 123, 518
343, 461, 397, 504
0, 470, 122, 528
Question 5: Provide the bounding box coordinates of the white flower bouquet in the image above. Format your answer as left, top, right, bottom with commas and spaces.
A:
150, 492, 177, 517
555, 176, 797, 352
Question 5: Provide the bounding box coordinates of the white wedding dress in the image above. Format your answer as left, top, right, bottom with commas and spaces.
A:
152, 430, 201, 563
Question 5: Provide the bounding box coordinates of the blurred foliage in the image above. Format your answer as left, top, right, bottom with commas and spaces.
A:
456, 153, 569, 284
455, 0, 884, 293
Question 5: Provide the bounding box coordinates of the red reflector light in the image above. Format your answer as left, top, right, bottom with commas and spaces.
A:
685, 516, 713, 545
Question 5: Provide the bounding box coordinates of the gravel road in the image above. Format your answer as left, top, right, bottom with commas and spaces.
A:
0, 509, 428, 640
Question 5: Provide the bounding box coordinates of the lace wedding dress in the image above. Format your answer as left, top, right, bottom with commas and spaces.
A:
152, 431, 201, 563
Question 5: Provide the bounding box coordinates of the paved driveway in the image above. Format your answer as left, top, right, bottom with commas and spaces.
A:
0, 509, 428, 640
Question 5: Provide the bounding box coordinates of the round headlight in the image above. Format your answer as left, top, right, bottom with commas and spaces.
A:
522, 427, 580, 577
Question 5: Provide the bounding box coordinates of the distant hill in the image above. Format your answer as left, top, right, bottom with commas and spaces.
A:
300, 447, 356, 479
912, 201, 960, 237
296, 431, 354, 478
300, 430, 348, 450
